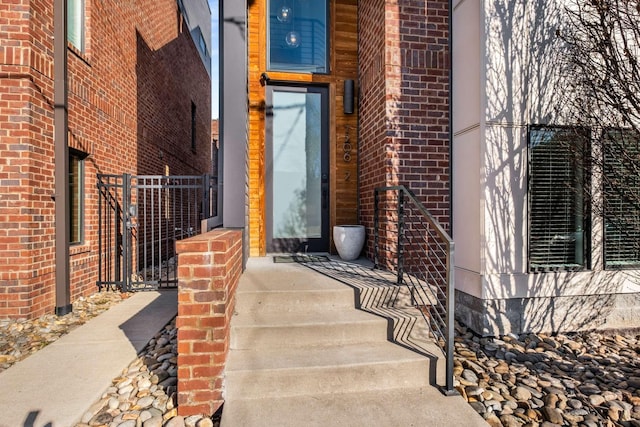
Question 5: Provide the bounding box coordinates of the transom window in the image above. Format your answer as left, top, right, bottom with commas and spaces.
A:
267, 0, 329, 73
528, 126, 590, 271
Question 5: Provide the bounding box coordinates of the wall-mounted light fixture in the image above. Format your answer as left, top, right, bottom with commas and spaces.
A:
344, 79, 355, 114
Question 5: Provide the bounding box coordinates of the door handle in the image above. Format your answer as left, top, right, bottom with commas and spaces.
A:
322, 188, 328, 209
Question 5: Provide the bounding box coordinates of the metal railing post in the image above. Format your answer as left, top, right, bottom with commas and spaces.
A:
97, 177, 103, 289
444, 241, 456, 395
374, 189, 380, 269
396, 189, 404, 285
202, 174, 211, 219
114, 177, 122, 286
122, 173, 131, 292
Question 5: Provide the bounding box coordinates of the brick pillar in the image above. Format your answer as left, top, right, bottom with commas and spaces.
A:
176, 229, 242, 417
358, 0, 451, 258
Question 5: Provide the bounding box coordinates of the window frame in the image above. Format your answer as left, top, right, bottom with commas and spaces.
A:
69, 148, 86, 245
527, 125, 592, 272
266, 0, 330, 74
67, 0, 85, 52
602, 128, 640, 269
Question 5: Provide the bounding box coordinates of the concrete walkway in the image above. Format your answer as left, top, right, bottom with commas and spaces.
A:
0, 290, 177, 427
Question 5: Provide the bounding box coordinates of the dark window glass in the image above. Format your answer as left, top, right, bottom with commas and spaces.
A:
191, 102, 197, 151
69, 150, 84, 244
529, 126, 590, 271
267, 0, 328, 73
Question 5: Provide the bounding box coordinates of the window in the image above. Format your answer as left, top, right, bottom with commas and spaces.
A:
198, 32, 207, 57
528, 126, 590, 271
603, 129, 640, 268
69, 149, 85, 244
68, 0, 85, 52
67, 0, 85, 51
267, 0, 328, 73
191, 102, 197, 151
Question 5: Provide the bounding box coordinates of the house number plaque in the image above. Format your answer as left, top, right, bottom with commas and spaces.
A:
343, 126, 352, 163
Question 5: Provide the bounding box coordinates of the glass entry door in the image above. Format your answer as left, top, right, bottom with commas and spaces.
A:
266, 85, 329, 252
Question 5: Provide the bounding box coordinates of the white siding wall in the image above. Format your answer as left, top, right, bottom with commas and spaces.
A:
453, 0, 640, 306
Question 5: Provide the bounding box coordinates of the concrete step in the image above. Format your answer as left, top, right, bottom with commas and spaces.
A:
235, 287, 355, 313
220, 386, 488, 427
222, 257, 487, 427
230, 309, 388, 350
225, 342, 430, 399
299, 259, 438, 311
237, 259, 353, 293
357, 282, 439, 310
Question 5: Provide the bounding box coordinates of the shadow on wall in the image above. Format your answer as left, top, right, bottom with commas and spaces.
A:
477, 0, 639, 335
135, 22, 211, 178
478, 271, 629, 335
483, 0, 561, 278
368, 0, 450, 266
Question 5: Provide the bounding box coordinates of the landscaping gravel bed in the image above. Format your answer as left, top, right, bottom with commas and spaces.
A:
73, 318, 216, 427
453, 323, 640, 427
3, 290, 640, 426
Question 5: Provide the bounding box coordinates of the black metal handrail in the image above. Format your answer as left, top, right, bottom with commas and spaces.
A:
374, 185, 456, 394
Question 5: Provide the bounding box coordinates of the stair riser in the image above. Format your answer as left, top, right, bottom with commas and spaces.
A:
236, 290, 355, 313
230, 320, 388, 350
225, 359, 431, 399
357, 285, 435, 310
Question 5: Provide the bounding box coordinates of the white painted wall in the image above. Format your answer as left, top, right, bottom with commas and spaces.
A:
453, 0, 640, 303
452, 0, 483, 297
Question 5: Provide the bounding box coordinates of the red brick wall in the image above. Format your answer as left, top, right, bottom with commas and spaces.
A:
358, 0, 451, 256
0, 0, 56, 318
0, 0, 211, 319
176, 229, 242, 417
358, 0, 387, 257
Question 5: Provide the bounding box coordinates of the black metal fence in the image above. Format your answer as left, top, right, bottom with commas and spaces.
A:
374, 185, 456, 394
98, 174, 214, 292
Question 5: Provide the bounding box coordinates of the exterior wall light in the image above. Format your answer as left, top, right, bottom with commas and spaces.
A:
344, 79, 355, 114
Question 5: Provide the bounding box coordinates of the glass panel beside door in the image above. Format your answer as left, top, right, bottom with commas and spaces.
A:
266, 85, 329, 253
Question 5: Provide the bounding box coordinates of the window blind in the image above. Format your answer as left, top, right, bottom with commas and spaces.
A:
603, 129, 640, 268
529, 127, 590, 271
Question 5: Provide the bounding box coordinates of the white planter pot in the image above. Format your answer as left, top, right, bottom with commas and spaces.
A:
333, 225, 365, 261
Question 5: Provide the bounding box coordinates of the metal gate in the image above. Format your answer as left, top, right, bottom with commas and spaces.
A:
97, 174, 214, 291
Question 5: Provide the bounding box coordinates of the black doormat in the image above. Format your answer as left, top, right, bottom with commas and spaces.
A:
273, 254, 330, 263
